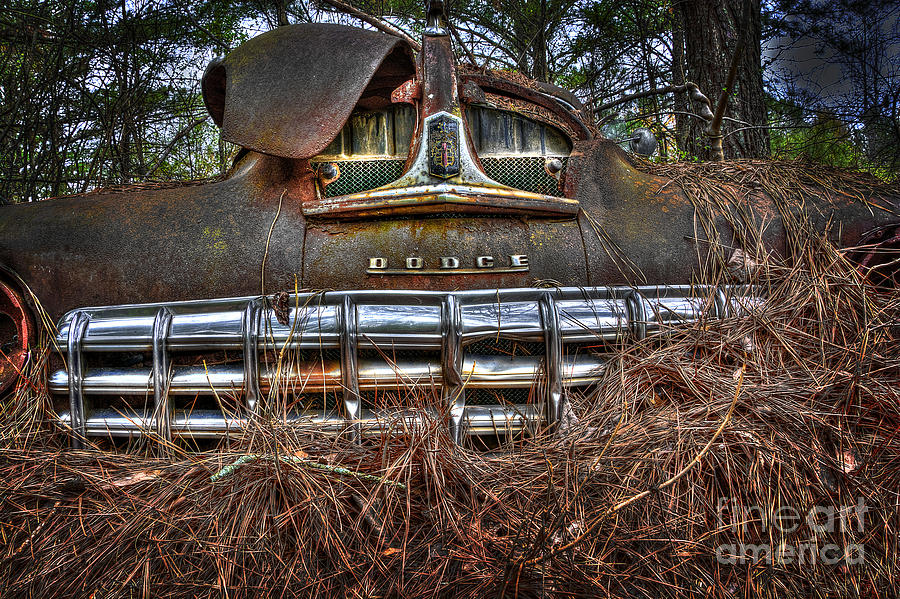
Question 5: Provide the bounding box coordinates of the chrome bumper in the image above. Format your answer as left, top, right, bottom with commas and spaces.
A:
52, 286, 751, 445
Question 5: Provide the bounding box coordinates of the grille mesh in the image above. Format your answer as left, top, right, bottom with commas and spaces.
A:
467, 388, 533, 406
466, 339, 545, 357
312, 156, 567, 198
481, 157, 567, 197
313, 159, 406, 198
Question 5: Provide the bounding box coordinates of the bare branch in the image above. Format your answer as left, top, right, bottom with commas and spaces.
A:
593, 82, 713, 121
448, 20, 479, 67
145, 117, 208, 177
317, 0, 421, 52
706, 37, 745, 160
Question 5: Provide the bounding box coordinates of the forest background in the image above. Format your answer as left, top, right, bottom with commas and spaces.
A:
1, 0, 897, 204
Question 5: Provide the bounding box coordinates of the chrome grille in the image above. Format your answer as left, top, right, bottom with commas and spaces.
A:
312, 156, 566, 198
52, 286, 753, 446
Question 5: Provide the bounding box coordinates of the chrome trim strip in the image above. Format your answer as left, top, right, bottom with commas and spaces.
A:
48, 353, 607, 395
59, 286, 738, 352
368, 266, 529, 275
58, 404, 539, 439
322, 182, 564, 203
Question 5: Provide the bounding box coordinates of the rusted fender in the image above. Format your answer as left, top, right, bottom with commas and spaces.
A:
0, 154, 312, 322
567, 140, 900, 286
202, 24, 415, 159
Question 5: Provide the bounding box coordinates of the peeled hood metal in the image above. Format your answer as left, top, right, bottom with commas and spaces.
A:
202, 23, 415, 159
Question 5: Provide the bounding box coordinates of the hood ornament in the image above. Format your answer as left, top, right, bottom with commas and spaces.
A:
424, 0, 449, 36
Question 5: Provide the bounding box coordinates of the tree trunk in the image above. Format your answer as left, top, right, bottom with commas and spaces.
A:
672, 19, 689, 153
276, 0, 289, 27
678, 0, 769, 159
531, 0, 549, 82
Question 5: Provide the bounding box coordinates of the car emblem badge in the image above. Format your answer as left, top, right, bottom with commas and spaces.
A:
427, 114, 460, 178
367, 255, 529, 275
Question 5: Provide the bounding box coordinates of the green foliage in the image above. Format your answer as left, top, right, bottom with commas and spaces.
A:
765, 0, 900, 177
769, 94, 898, 180
1, 0, 897, 203
0, 0, 251, 203
771, 115, 856, 166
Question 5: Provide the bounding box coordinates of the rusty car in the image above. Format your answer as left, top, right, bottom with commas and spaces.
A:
1, 4, 898, 447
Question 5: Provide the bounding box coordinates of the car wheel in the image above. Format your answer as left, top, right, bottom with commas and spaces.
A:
0, 280, 33, 394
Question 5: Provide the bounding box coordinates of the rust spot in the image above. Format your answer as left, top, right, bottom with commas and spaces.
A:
272, 291, 291, 326
391, 79, 420, 104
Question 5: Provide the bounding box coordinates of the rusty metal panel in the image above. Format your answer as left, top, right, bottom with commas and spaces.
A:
421, 34, 458, 117
302, 216, 587, 291
567, 139, 900, 286
202, 24, 415, 159
461, 74, 593, 142
0, 154, 311, 321
566, 141, 708, 285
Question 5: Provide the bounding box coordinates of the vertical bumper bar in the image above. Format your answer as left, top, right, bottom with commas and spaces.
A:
67, 312, 90, 448
442, 294, 465, 443
340, 295, 361, 441
539, 292, 563, 428
241, 299, 261, 414
152, 307, 174, 444
626, 290, 648, 340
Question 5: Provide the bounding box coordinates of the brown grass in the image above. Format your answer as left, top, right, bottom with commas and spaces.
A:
1, 161, 899, 598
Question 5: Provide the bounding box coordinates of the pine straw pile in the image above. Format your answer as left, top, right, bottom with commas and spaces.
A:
2, 164, 900, 598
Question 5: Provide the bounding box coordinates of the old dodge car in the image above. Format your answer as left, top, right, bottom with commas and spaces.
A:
1, 5, 898, 446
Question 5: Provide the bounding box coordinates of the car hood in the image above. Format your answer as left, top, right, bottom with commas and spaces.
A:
202, 23, 415, 159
